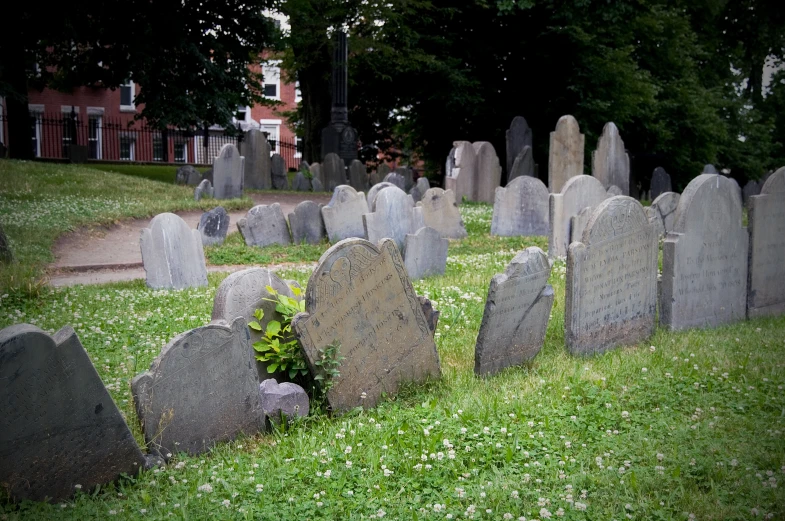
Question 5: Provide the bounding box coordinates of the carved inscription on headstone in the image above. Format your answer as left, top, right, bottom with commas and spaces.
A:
548, 115, 585, 193
491, 176, 549, 237
321, 185, 369, 242
419, 188, 468, 239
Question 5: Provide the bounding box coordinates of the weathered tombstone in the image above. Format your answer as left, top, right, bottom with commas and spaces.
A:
474, 247, 553, 376
419, 188, 468, 239
565, 197, 658, 354
491, 176, 549, 237
591, 122, 630, 195
363, 185, 423, 251
201, 167, 213, 184
647, 192, 680, 237
703, 164, 719, 174
742, 180, 760, 205
0, 324, 146, 502
649, 167, 672, 200
607, 185, 623, 196
506, 116, 533, 176
377, 163, 391, 177
176, 165, 201, 186
349, 159, 367, 192
747, 167, 785, 318
367, 182, 396, 209
194, 179, 214, 201
396, 166, 414, 191
141, 213, 208, 289
310, 163, 324, 187
237, 203, 292, 247
293, 171, 312, 191
323, 153, 346, 191
508, 145, 535, 181
660, 174, 748, 330
292, 238, 441, 411
548, 115, 585, 193
548, 175, 608, 258
569, 206, 593, 245
473, 141, 503, 204
311, 176, 325, 192
240, 129, 272, 190
299, 160, 310, 172
131, 318, 264, 458
409, 177, 431, 203
198, 206, 230, 246
213, 143, 245, 199
0, 223, 12, 263
369, 171, 382, 187
403, 226, 448, 280
289, 200, 326, 245
444, 141, 477, 203
321, 185, 370, 242
259, 379, 309, 425
383, 171, 405, 191
271, 153, 288, 190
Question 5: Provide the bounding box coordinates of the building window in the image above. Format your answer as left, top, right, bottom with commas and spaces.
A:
120, 80, 135, 112
262, 62, 281, 100
30, 113, 42, 158
61, 112, 77, 158
259, 120, 280, 152
295, 81, 302, 103
119, 134, 135, 160
235, 106, 249, 122
88, 115, 102, 159
295, 136, 303, 158
152, 133, 164, 162
174, 141, 187, 163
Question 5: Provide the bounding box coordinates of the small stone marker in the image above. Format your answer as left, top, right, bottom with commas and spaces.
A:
368, 182, 395, 209
383, 171, 405, 191
491, 176, 549, 237
271, 153, 288, 190
364, 185, 423, 251
703, 164, 719, 174
418, 295, 441, 334
240, 129, 272, 189
607, 185, 623, 196
141, 213, 208, 289
299, 160, 310, 172
201, 168, 213, 184
565, 196, 658, 354
259, 379, 309, 425
474, 247, 553, 376
349, 159, 367, 191
322, 185, 370, 242
0, 324, 145, 502
311, 176, 325, 192
548, 115, 585, 193
293, 171, 311, 191
377, 163, 391, 177
289, 200, 326, 245
742, 180, 760, 205
506, 116, 533, 176
650, 167, 671, 200
419, 188, 468, 239
132, 318, 264, 458
660, 174, 748, 329
508, 145, 535, 181
237, 203, 292, 247
176, 165, 201, 186
310, 163, 324, 187
409, 177, 430, 203
548, 175, 608, 258
646, 192, 680, 237
747, 167, 785, 318
591, 122, 630, 194
194, 179, 214, 201
369, 171, 382, 187
569, 206, 592, 245
213, 143, 245, 199
473, 141, 502, 204
444, 141, 477, 203
198, 206, 230, 246
292, 238, 441, 412
323, 153, 346, 191
0, 223, 11, 263
396, 166, 414, 191
403, 226, 448, 280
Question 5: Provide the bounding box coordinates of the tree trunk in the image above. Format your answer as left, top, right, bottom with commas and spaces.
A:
299, 65, 332, 163
5, 52, 33, 160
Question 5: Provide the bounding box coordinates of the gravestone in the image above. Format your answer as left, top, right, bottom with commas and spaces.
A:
310, 163, 324, 188
311, 176, 325, 192
321, 185, 370, 242
474, 247, 553, 376
396, 166, 414, 191
292, 238, 441, 412
0, 223, 12, 263
377, 163, 391, 177
505, 116, 533, 176
607, 185, 623, 196
194, 179, 214, 201
349, 159, 367, 192
259, 379, 309, 425
403, 226, 448, 280
363, 185, 423, 251
473, 141, 503, 204
419, 188, 468, 239
289, 200, 326, 245
237, 204, 292, 247
383, 171, 405, 191
569, 206, 593, 245
213, 143, 245, 199
197, 206, 230, 246
299, 160, 310, 172
367, 182, 396, 209
240, 129, 272, 190
508, 145, 535, 181
141, 213, 208, 289
565, 197, 658, 354
131, 318, 264, 458
650, 167, 671, 200
548, 115, 585, 193
747, 167, 785, 318
201, 168, 213, 184
369, 171, 382, 187
0, 324, 146, 502
660, 174, 748, 329
293, 171, 311, 191
323, 153, 346, 191
742, 180, 760, 205
491, 176, 549, 237
444, 141, 476, 202
591, 122, 630, 194
176, 165, 201, 186
271, 154, 288, 190
703, 164, 718, 174
409, 177, 431, 203
646, 192, 680, 237
548, 175, 608, 258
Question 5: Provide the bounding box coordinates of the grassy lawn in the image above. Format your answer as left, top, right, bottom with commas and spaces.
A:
84, 163, 210, 184
1, 200, 783, 520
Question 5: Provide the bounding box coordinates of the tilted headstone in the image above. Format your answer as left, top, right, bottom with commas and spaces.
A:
213, 143, 245, 199
259, 379, 309, 425
506, 116, 533, 176
363, 185, 423, 251
240, 129, 272, 190
747, 167, 785, 318
349, 159, 367, 192
237, 203, 292, 247
311, 176, 325, 192
0, 324, 145, 502
646, 192, 680, 237
409, 177, 431, 203
703, 164, 718, 174
474, 247, 553, 376
591, 122, 630, 195
565, 197, 658, 354
396, 166, 414, 191
198, 206, 230, 246
548, 115, 585, 193
299, 160, 310, 172
403, 227, 448, 280
444, 141, 476, 203
176, 165, 201, 186
383, 172, 405, 191
292, 238, 441, 412
289, 200, 326, 245
194, 179, 214, 201
607, 185, 623, 196
141, 213, 208, 289
491, 176, 549, 237
377, 163, 391, 177
742, 180, 760, 205
548, 175, 608, 258
321, 185, 370, 242
0, 223, 12, 263
508, 145, 535, 181
323, 153, 346, 191
649, 167, 671, 200
660, 174, 748, 330
473, 141, 503, 204
569, 206, 593, 245
310, 163, 324, 187
369, 171, 382, 187
131, 318, 264, 458
367, 182, 396, 209
419, 187, 468, 239
271, 153, 288, 190
293, 171, 312, 191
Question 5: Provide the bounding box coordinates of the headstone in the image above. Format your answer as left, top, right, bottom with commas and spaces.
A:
131, 318, 264, 458
444, 141, 477, 203
548, 175, 608, 258
505, 116, 533, 176
237, 204, 292, 247
747, 167, 785, 318
201, 168, 213, 184
419, 188, 468, 239
474, 247, 553, 376
377, 163, 391, 177
240, 129, 272, 190
607, 185, 623, 196
548, 115, 585, 193
367, 182, 395, 209
0, 223, 12, 263
703, 164, 718, 174
369, 171, 382, 187
403, 226, 448, 280
660, 174, 748, 330
259, 379, 309, 425
363, 185, 423, 251
289, 200, 326, 245
591, 122, 630, 194
176, 165, 201, 186
0, 324, 146, 502
194, 179, 214, 201
310, 163, 324, 187
395, 166, 414, 191
565, 196, 658, 354
508, 145, 535, 181
473, 141, 503, 204
323, 153, 346, 191
418, 295, 441, 334
491, 176, 549, 237
141, 213, 208, 289
311, 176, 325, 192
383, 171, 405, 191
197, 206, 230, 246
742, 180, 760, 205
649, 167, 671, 200
409, 177, 431, 203
569, 206, 593, 245
299, 160, 310, 172
213, 143, 245, 199
349, 159, 367, 191
321, 185, 370, 242
293, 171, 312, 191
292, 238, 441, 412
271, 153, 288, 190
647, 192, 680, 236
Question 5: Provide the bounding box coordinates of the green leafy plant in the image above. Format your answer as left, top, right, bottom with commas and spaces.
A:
313, 340, 344, 393
249, 284, 308, 379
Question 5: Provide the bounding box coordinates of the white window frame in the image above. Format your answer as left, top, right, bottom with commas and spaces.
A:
174, 140, 188, 163
119, 132, 136, 161
87, 107, 104, 160
233, 105, 250, 124
294, 136, 303, 159
259, 119, 281, 152
29, 104, 44, 158
262, 61, 281, 101
120, 80, 135, 112
294, 81, 302, 103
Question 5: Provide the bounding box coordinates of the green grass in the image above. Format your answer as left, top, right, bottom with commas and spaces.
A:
205, 233, 328, 266
1, 204, 783, 520
86, 163, 210, 184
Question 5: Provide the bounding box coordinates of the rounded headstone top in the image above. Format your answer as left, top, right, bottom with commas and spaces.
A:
582, 196, 649, 244
505, 175, 549, 195
559, 174, 606, 196
554, 115, 581, 134
761, 166, 785, 194
672, 174, 742, 235
327, 185, 361, 206
217, 143, 239, 158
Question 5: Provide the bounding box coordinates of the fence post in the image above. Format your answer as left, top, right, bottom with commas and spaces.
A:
162, 127, 169, 162
203, 124, 209, 164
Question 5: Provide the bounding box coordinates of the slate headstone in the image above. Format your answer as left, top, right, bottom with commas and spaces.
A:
198, 206, 230, 246
213, 143, 245, 199
607, 185, 623, 196
508, 145, 535, 181
649, 167, 672, 200
194, 179, 214, 201
289, 200, 326, 245
349, 159, 367, 191
569, 206, 593, 245
240, 129, 272, 190
293, 171, 312, 191
403, 226, 448, 280
409, 177, 431, 203
271, 153, 288, 190
396, 166, 414, 191
176, 165, 201, 186
383, 171, 405, 191
506, 116, 533, 176
0, 223, 11, 263
363, 185, 423, 251
473, 141, 503, 204
703, 164, 719, 174
367, 182, 396, 209
548, 175, 608, 258
419, 188, 468, 239
141, 213, 208, 289
323, 153, 346, 191
646, 192, 680, 237
591, 122, 630, 194
491, 176, 549, 237
310, 163, 324, 187
548, 115, 585, 193
444, 141, 476, 203
259, 379, 309, 425
311, 176, 325, 192
369, 171, 382, 187
237, 203, 292, 247
474, 247, 553, 376
742, 180, 760, 205
321, 185, 370, 242
377, 163, 391, 177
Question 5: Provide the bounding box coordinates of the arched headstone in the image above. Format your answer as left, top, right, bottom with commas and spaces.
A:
548, 116, 584, 193
591, 122, 630, 195
141, 213, 208, 289
213, 144, 245, 199
548, 175, 608, 258
491, 176, 549, 237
